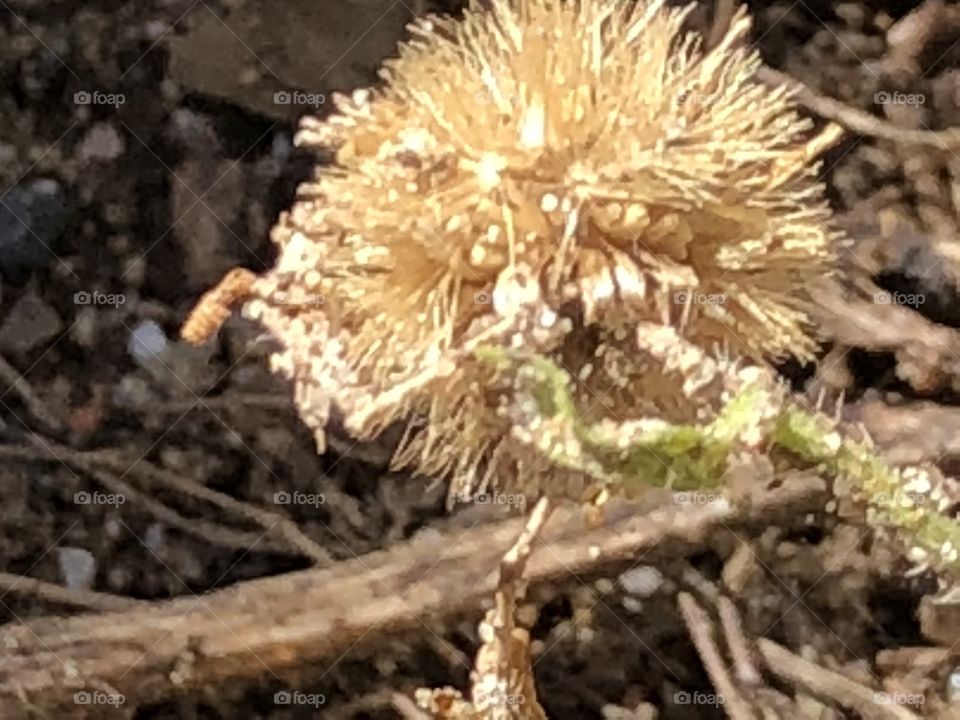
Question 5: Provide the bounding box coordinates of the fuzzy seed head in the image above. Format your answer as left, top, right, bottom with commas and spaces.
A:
243, 0, 843, 503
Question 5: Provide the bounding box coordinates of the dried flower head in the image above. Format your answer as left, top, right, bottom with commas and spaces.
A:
234, 0, 844, 504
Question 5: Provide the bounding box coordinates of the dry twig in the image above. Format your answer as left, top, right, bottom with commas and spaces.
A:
0, 440, 330, 562
0, 572, 143, 613
677, 592, 756, 720
757, 638, 920, 720
758, 67, 960, 150
0, 477, 826, 717
0, 354, 61, 433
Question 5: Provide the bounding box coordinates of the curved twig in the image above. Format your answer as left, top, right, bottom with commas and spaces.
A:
758, 67, 960, 149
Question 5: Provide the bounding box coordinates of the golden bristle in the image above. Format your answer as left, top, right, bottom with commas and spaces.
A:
230, 0, 843, 504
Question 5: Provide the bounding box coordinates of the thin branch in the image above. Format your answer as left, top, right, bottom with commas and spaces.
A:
0, 440, 331, 563
758, 66, 960, 150
677, 592, 757, 720
78, 447, 332, 565
757, 638, 920, 720
0, 572, 143, 612
0, 354, 61, 432
717, 596, 761, 688
0, 477, 826, 717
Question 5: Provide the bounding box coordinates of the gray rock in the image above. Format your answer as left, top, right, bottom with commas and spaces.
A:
0, 178, 69, 283
947, 667, 960, 703
127, 319, 168, 367
112, 374, 159, 411
0, 290, 64, 355
144, 523, 166, 553
56, 546, 97, 591
75, 123, 126, 162
618, 566, 664, 598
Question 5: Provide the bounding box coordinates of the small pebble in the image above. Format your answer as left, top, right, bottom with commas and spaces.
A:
75, 123, 126, 162
947, 667, 960, 703
103, 518, 122, 540
271, 133, 292, 164
618, 566, 664, 598
144, 523, 166, 553
594, 578, 614, 594
0, 290, 63, 354
56, 547, 97, 591
0, 178, 69, 282
71, 306, 97, 348
127, 319, 168, 367
112, 375, 158, 411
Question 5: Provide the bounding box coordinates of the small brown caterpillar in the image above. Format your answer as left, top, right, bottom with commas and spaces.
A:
180, 267, 256, 345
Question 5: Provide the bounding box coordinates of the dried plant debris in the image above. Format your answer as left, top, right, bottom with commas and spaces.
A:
187, 0, 845, 507
417, 498, 551, 720
489, 346, 960, 579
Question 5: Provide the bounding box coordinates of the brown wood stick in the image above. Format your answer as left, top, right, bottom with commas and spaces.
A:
0, 476, 826, 717
757, 638, 920, 720
0, 572, 143, 613
677, 592, 757, 720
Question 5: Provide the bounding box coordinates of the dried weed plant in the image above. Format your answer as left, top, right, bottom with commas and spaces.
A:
231, 0, 845, 505
193, 0, 845, 505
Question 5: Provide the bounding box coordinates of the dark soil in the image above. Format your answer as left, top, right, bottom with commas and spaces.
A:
0, 0, 958, 718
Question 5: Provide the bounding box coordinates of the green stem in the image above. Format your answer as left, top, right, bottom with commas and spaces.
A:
478, 346, 960, 576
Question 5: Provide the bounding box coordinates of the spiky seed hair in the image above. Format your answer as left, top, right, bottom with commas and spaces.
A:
241, 0, 844, 504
